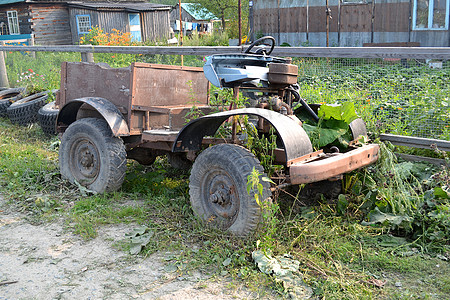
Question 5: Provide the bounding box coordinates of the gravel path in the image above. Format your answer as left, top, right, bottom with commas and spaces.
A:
0, 197, 256, 300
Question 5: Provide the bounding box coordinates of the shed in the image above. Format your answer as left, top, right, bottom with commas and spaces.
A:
0, 0, 171, 45
67, 2, 171, 44
251, 0, 450, 47
0, 0, 72, 45
170, 3, 219, 34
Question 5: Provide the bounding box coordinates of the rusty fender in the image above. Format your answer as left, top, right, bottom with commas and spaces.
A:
172, 108, 313, 163
57, 97, 129, 136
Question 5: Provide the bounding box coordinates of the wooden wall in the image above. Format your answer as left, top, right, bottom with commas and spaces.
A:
0, 4, 32, 36
141, 10, 171, 42
0, 3, 72, 45
252, 0, 448, 46
29, 3, 72, 45
69, 8, 170, 44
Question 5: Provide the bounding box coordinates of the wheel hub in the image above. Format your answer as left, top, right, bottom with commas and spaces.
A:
209, 185, 231, 206
70, 139, 100, 184
80, 149, 94, 168
205, 174, 239, 220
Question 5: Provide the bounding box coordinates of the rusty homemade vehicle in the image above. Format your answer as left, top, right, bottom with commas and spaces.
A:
56, 37, 379, 235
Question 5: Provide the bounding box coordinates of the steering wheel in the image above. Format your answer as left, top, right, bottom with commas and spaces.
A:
245, 36, 276, 55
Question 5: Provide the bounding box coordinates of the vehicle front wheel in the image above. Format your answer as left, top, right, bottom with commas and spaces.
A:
59, 118, 127, 193
189, 144, 271, 236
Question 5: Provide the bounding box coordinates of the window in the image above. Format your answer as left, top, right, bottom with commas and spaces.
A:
76, 15, 91, 34
7, 11, 20, 35
413, 0, 449, 30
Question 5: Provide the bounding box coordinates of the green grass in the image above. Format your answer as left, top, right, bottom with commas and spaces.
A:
1, 50, 449, 299
1, 117, 449, 299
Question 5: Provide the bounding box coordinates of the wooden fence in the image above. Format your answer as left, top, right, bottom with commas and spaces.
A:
1, 45, 450, 59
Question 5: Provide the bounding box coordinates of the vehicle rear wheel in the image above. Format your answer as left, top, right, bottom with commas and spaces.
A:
59, 118, 127, 193
189, 144, 271, 236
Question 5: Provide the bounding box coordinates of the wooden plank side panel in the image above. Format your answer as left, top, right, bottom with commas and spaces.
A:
373, 2, 410, 32
131, 64, 209, 107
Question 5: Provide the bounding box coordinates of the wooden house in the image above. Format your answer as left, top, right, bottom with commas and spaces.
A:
67, 2, 171, 43
0, 0, 171, 45
170, 3, 219, 35
251, 0, 450, 47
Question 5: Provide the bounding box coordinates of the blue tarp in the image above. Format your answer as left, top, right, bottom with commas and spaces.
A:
0, 0, 25, 5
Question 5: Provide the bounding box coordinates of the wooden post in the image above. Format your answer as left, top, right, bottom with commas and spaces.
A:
326, 0, 330, 47
27, 34, 35, 58
0, 41, 9, 88
179, 0, 183, 66
81, 52, 94, 63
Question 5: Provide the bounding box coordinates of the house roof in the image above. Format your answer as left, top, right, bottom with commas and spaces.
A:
0, 0, 25, 5
67, 2, 171, 12
180, 3, 218, 20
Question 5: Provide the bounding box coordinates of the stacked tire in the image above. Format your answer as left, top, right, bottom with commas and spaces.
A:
7, 91, 49, 126
0, 88, 25, 118
38, 101, 58, 136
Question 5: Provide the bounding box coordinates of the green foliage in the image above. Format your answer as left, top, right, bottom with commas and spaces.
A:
245, 124, 278, 176
350, 143, 450, 252
301, 102, 358, 150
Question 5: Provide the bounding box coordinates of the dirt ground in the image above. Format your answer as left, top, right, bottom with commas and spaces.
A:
0, 196, 258, 300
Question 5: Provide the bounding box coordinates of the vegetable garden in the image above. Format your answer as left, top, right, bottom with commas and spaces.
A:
0, 34, 449, 299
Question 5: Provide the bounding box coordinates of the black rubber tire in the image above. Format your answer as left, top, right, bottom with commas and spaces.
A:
38, 101, 58, 136
167, 152, 192, 170
59, 118, 127, 193
189, 144, 271, 236
6, 91, 48, 125
0, 88, 25, 118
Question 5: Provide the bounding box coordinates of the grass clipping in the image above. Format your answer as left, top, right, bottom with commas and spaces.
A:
252, 250, 313, 299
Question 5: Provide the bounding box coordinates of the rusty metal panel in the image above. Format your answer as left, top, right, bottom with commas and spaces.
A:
173, 108, 313, 164
373, 2, 410, 32
339, 4, 372, 32
62, 62, 131, 111
130, 63, 209, 108
290, 144, 379, 184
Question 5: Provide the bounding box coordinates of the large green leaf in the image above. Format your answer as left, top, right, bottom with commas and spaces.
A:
317, 102, 358, 124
